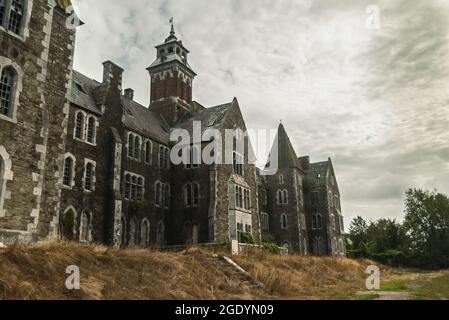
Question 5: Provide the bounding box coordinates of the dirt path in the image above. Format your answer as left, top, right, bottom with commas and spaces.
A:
355, 291, 411, 300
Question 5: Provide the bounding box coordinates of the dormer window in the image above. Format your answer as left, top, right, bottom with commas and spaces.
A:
159, 49, 164, 56
176, 48, 180, 55
168, 46, 174, 53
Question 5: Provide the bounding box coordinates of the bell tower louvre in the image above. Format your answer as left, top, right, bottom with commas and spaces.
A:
147, 19, 196, 126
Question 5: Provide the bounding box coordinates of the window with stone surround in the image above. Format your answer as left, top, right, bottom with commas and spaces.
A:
74, 111, 84, 140
86, 115, 96, 144
159, 145, 170, 169
261, 212, 269, 230
127, 132, 142, 161
0, 66, 15, 118
124, 172, 144, 200
144, 140, 153, 164
83, 161, 94, 192
0, 0, 27, 37
312, 211, 322, 230
279, 175, 284, 184
235, 186, 250, 210
184, 182, 199, 207
155, 181, 162, 206
184, 145, 200, 169
63, 155, 75, 188
281, 214, 288, 230
79, 211, 91, 243
276, 189, 288, 205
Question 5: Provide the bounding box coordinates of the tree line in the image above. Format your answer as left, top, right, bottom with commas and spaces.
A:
347, 188, 449, 269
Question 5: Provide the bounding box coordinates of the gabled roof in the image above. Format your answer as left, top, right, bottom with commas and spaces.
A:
307, 161, 329, 184
70, 71, 102, 115
174, 100, 234, 135
121, 97, 171, 144
267, 123, 302, 170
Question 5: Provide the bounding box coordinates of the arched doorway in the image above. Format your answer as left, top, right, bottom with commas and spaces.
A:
192, 223, 199, 244
141, 219, 150, 247
183, 222, 192, 244
156, 221, 165, 246
61, 207, 76, 241
129, 217, 138, 246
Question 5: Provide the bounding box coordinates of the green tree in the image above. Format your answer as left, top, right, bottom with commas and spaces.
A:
404, 189, 449, 268
348, 216, 368, 250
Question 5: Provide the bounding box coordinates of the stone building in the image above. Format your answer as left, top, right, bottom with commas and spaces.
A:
0, 1, 345, 255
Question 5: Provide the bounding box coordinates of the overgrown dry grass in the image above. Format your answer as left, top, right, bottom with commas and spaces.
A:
0, 242, 379, 300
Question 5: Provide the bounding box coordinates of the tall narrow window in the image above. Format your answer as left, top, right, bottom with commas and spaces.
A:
8, 0, 24, 35
164, 184, 170, 208
165, 147, 170, 169
63, 156, 74, 187
124, 174, 131, 199
282, 190, 288, 204
0, 0, 6, 26
86, 116, 96, 144
84, 162, 93, 191
128, 134, 134, 158
244, 189, 250, 210
0, 155, 4, 208
185, 183, 192, 207
131, 176, 137, 199
74, 112, 84, 139
0, 67, 14, 117
155, 182, 162, 206
79, 212, 90, 242
145, 140, 152, 164
192, 183, 199, 206
137, 177, 144, 199
133, 136, 141, 159
141, 219, 150, 247
281, 214, 288, 230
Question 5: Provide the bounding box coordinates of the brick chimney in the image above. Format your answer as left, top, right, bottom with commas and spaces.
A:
124, 88, 134, 100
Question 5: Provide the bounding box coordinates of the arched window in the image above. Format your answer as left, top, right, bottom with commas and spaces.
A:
136, 177, 144, 199
128, 133, 134, 158
86, 116, 96, 144
282, 190, 288, 204
192, 183, 199, 206
145, 140, 152, 164
164, 184, 170, 208
279, 175, 284, 184
184, 183, 192, 207
156, 221, 165, 246
281, 214, 288, 230
84, 162, 94, 191
74, 111, 84, 139
141, 219, 150, 247
63, 156, 74, 187
312, 212, 322, 230
129, 217, 138, 246
7, 0, 25, 34
124, 174, 131, 199
79, 212, 91, 242
133, 135, 141, 159
0, 67, 15, 117
155, 181, 162, 206
276, 190, 282, 205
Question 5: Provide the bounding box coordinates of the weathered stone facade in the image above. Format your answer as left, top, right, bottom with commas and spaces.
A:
0, 0, 75, 243
0, 4, 345, 255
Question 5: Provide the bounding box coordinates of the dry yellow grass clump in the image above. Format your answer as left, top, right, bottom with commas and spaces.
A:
0, 242, 376, 300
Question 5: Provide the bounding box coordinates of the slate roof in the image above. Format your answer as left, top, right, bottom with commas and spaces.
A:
266, 123, 302, 170
69, 70, 234, 146
70, 71, 102, 115
306, 161, 330, 185
175, 101, 234, 135
121, 96, 171, 144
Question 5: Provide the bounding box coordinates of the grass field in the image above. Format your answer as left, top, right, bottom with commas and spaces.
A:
0, 242, 447, 300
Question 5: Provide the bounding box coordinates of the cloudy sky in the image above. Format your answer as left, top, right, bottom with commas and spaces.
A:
72, 0, 449, 227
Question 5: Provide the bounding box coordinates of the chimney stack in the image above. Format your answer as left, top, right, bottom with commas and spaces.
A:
124, 88, 134, 100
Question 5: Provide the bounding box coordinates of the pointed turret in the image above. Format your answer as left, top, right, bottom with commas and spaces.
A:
267, 122, 303, 170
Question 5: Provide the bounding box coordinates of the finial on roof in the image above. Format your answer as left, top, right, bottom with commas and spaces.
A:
169, 17, 175, 35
